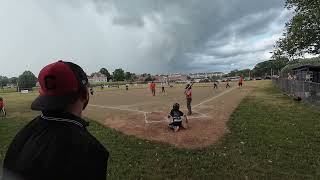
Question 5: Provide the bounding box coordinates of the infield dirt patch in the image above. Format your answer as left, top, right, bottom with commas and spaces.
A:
84, 82, 252, 149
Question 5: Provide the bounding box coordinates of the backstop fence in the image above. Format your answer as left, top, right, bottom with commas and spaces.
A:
272, 78, 320, 106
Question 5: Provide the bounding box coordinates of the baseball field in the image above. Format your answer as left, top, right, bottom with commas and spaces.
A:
1, 80, 320, 179
85, 81, 250, 149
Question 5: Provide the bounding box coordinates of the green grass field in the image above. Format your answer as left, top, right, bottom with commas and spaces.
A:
0, 88, 16, 94
1, 81, 320, 179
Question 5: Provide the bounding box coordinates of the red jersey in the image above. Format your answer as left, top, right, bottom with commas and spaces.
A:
0, 100, 4, 108
150, 83, 156, 89
239, 77, 244, 83
185, 89, 192, 98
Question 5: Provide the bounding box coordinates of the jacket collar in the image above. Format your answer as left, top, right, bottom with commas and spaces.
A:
41, 111, 89, 128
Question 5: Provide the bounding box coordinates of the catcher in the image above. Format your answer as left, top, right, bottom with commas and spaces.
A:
168, 103, 188, 132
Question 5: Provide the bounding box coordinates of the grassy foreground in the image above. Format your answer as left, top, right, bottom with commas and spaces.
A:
1, 81, 320, 179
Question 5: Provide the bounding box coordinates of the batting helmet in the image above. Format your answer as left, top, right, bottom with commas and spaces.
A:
173, 103, 180, 110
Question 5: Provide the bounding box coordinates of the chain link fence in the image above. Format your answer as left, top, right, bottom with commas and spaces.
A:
272, 78, 320, 106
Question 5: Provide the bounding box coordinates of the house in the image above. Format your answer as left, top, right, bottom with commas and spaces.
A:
208, 72, 224, 78
136, 76, 145, 82
292, 65, 320, 83
88, 73, 108, 83
153, 75, 167, 83
189, 72, 225, 79
168, 74, 188, 82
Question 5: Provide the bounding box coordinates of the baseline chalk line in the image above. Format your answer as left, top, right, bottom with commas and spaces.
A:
193, 87, 237, 109
88, 104, 147, 114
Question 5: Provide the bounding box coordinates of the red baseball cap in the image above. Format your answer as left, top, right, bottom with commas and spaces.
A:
31, 60, 89, 111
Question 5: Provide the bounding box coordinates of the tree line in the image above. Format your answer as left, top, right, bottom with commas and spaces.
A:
93, 68, 157, 82
91, 68, 137, 82
0, 71, 37, 90
226, 57, 289, 78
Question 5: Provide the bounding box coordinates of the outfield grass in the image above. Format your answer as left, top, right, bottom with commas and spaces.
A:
0, 88, 16, 93
1, 81, 320, 179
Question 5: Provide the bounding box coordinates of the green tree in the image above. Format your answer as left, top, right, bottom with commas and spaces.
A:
131, 73, 137, 81
275, 0, 320, 57
99, 68, 111, 81
18, 71, 37, 90
144, 75, 154, 82
228, 69, 251, 77
9, 77, 18, 85
0, 76, 9, 88
252, 58, 289, 77
124, 72, 133, 81
112, 69, 125, 81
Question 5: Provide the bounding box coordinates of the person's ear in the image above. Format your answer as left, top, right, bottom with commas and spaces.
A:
81, 87, 89, 101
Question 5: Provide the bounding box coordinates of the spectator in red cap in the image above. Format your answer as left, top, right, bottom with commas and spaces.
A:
2, 61, 109, 180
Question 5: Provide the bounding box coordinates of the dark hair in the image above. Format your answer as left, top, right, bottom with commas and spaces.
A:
173, 103, 180, 110
0, 97, 3, 101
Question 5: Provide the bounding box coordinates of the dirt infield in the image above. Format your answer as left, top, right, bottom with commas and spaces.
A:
84, 82, 252, 149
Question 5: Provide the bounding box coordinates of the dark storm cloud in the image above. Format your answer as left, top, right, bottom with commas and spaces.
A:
0, 0, 290, 77
90, 0, 289, 72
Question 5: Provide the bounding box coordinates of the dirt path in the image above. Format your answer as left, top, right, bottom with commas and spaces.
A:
86, 85, 252, 149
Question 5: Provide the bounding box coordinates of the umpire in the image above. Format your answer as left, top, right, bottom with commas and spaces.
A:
2, 61, 109, 180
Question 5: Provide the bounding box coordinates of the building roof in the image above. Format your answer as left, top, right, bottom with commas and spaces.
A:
292, 65, 320, 71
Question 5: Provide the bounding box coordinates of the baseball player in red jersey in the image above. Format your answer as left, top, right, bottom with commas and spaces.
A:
0, 97, 6, 116
150, 81, 156, 96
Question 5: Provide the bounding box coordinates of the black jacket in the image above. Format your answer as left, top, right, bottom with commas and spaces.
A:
2, 112, 109, 180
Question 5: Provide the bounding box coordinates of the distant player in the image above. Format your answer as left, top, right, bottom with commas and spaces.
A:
90, 87, 94, 95
101, 84, 104, 90
213, 81, 218, 89
168, 103, 188, 132
184, 84, 193, 115
226, 80, 231, 88
126, 84, 129, 91
238, 76, 244, 87
161, 84, 165, 93
150, 81, 156, 96
0, 97, 6, 116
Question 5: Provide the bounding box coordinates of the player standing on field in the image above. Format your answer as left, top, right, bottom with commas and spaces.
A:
0, 97, 6, 116
226, 79, 231, 88
213, 81, 218, 89
150, 81, 156, 96
184, 84, 192, 115
90, 87, 94, 95
238, 76, 244, 87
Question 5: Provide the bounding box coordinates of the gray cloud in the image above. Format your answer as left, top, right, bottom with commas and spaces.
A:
0, 0, 290, 77
89, 0, 290, 72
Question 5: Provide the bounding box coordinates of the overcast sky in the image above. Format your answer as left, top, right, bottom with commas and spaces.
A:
0, 0, 291, 77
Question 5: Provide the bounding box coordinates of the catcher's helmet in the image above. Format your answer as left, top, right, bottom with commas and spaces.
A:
173, 103, 180, 110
